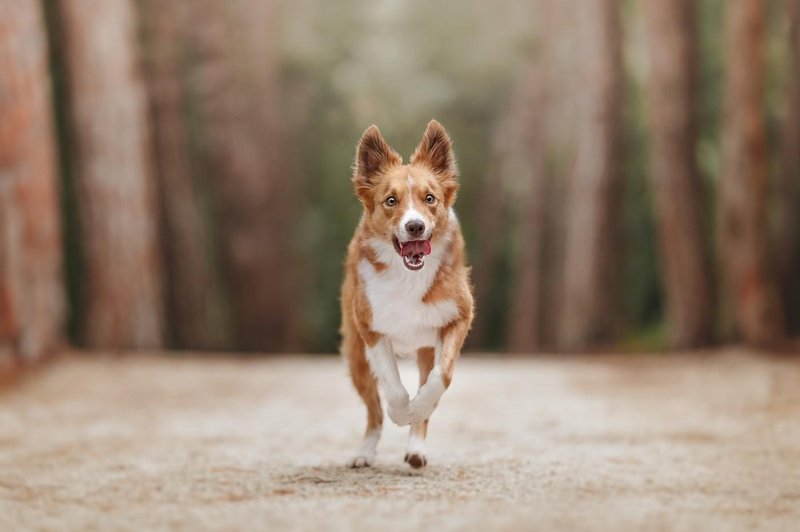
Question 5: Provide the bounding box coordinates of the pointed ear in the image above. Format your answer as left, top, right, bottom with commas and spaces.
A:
353, 125, 402, 202
411, 120, 459, 205
411, 120, 457, 176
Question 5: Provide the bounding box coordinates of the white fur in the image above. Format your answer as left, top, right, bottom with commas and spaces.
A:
358, 236, 457, 357
358, 210, 461, 427
347, 427, 381, 468
365, 337, 409, 425
408, 368, 445, 424
407, 273, 449, 424
406, 427, 426, 457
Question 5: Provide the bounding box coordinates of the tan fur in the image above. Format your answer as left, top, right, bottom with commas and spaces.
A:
341, 121, 474, 468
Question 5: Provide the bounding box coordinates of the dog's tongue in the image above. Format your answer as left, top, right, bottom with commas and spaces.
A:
400, 240, 432, 257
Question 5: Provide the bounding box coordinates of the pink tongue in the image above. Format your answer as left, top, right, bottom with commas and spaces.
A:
400, 240, 432, 257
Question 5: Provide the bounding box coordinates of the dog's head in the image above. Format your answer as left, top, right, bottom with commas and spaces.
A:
352, 120, 458, 271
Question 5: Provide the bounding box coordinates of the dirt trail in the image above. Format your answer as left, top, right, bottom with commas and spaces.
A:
0, 350, 798, 531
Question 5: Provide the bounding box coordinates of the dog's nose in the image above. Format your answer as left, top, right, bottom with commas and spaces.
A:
405, 220, 426, 238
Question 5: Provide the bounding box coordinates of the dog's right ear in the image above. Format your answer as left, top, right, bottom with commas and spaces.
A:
353, 125, 402, 204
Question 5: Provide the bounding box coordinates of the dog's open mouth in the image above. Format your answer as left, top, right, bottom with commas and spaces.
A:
393, 238, 432, 271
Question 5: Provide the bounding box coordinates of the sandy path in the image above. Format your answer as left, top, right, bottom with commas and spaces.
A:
0, 351, 798, 531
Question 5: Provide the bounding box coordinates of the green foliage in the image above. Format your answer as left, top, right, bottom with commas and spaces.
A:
621, 50, 663, 340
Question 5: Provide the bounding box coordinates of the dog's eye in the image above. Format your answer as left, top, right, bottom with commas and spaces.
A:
425, 194, 436, 205
385, 196, 397, 207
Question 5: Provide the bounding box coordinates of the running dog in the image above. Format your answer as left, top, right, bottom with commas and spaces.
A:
340, 120, 474, 468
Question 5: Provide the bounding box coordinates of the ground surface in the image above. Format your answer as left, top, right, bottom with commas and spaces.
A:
0, 350, 798, 531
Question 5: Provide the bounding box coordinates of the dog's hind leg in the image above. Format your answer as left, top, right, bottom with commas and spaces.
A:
346, 337, 383, 468
405, 347, 435, 468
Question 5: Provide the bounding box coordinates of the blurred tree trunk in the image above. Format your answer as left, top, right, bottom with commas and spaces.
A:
139, 1, 230, 350
468, 134, 510, 349
719, 0, 785, 346
172, 0, 302, 351
776, 0, 800, 334
506, 63, 551, 353
56, 0, 164, 348
642, 0, 714, 348
471, 58, 552, 353
557, 0, 624, 351
0, 0, 64, 359
0, 194, 18, 357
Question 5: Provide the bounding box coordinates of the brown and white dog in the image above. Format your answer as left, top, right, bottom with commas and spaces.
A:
340, 120, 474, 469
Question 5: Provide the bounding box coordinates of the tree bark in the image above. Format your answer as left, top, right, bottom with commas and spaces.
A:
468, 136, 510, 349
139, 1, 230, 350
0, 192, 18, 356
506, 63, 551, 353
178, 0, 302, 351
557, 0, 624, 351
776, 0, 800, 334
719, 0, 785, 346
0, 0, 64, 359
642, 0, 714, 348
56, 0, 163, 348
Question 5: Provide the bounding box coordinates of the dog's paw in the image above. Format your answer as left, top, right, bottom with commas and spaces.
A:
387, 401, 410, 426
407, 379, 444, 424
347, 453, 375, 468
404, 452, 427, 469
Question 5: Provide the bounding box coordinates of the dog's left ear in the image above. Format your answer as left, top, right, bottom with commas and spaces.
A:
411, 120, 458, 206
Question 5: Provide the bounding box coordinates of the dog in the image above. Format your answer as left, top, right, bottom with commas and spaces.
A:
340, 120, 474, 469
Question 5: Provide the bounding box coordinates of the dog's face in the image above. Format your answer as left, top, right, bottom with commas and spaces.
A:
352, 120, 458, 271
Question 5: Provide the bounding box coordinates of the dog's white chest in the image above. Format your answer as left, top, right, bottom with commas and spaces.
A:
358, 258, 457, 356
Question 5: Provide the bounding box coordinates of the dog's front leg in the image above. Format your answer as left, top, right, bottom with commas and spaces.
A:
407, 317, 471, 424
366, 336, 410, 426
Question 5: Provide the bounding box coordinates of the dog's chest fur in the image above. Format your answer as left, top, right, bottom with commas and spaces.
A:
358, 239, 458, 357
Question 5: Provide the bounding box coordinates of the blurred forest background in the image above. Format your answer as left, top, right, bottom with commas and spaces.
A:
1, 0, 799, 361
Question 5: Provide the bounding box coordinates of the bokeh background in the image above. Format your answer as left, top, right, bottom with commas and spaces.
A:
1, 0, 799, 360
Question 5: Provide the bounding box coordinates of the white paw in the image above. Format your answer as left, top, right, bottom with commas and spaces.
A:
347, 453, 375, 468
405, 432, 427, 468
407, 378, 445, 424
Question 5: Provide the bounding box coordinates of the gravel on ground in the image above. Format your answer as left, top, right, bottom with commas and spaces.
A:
0, 350, 798, 531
